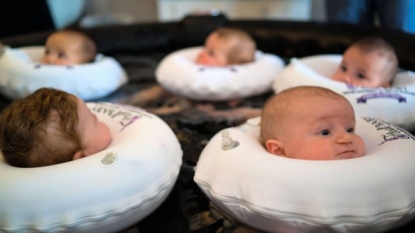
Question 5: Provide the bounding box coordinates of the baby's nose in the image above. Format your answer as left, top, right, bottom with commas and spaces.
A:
337, 132, 352, 144
336, 73, 351, 84
333, 72, 350, 84
344, 75, 352, 84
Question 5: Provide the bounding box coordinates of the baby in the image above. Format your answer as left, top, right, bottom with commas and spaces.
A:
196, 27, 256, 66
0, 88, 112, 167
261, 86, 365, 160
124, 28, 259, 120
41, 29, 97, 65
332, 37, 398, 88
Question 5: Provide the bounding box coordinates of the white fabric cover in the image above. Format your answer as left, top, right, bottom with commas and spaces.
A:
194, 116, 415, 233
0, 46, 128, 100
155, 47, 285, 101
0, 102, 182, 233
273, 55, 415, 131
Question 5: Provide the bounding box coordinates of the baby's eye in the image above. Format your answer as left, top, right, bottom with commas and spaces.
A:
44, 49, 50, 55
340, 65, 347, 72
208, 50, 215, 57
58, 52, 67, 59
347, 127, 354, 133
319, 129, 331, 136
356, 73, 366, 79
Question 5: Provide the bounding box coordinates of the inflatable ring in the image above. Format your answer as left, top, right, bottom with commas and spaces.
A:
194, 116, 415, 233
273, 55, 415, 131
0, 46, 128, 100
155, 47, 285, 101
0, 102, 182, 233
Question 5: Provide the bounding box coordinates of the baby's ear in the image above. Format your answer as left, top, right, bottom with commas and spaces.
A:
73, 150, 85, 160
265, 139, 285, 156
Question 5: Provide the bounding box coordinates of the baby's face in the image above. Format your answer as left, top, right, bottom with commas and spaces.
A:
76, 97, 112, 156
196, 32, 233, 66
332, 46, 391, 88
278, 96, 365, 160
41, 33, 86, 65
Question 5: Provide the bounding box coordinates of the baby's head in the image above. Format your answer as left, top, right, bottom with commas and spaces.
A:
196, 27, 256, 66
41, 29, 97, 65
0, 88, 112, 167
260, 86, 365, 160
332, 37, 398, 88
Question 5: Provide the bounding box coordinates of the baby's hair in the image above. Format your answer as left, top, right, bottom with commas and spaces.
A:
260, 86, 346, 144
0, 88, 83, 167
56, 29, 97, 63
351, 37, 398, 84
214, 27, 256, 65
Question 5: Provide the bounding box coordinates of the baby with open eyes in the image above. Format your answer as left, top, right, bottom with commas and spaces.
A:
230, 87, 366, 232
41, 29, 97, 65
261, 86, 365, 160
332, 37, 398, 88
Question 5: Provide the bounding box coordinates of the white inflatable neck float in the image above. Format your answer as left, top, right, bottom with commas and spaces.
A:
0, 102, 182, 233
273, 55, 415, 131
195, 116, 415, 233
0, 46, 128, 101
156, 47, 285, 101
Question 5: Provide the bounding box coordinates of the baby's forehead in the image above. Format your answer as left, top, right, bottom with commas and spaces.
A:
54, 32, 86, 43
215, 34, 238, 47
352, 48, 394, 70
350, 44, 393, 59
291, 96, 353, 116
282, 90, 343, 101
279, 94, 351, 114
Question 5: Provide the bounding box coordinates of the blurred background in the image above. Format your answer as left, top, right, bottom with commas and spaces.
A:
0, 0, 326, 38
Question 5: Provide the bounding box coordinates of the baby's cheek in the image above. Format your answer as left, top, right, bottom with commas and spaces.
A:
102, 123, 111, 138
356, 136, 366, 157
40, 56, 48, 64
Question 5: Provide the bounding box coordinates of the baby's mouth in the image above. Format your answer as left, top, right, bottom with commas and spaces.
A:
336, 150, 356, 159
